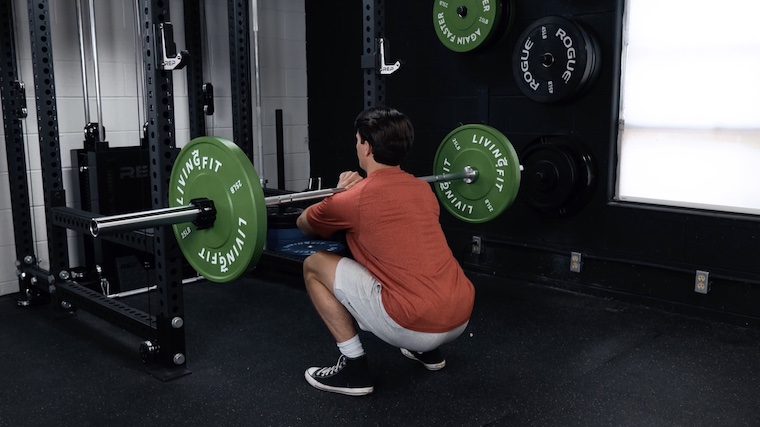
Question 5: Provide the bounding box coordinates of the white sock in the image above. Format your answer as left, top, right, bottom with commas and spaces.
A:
337, 335, 365, 359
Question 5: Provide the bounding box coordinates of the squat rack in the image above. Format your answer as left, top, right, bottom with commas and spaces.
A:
0, 0, 258, 380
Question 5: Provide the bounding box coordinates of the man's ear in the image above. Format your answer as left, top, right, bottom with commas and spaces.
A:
361, 140, 373, 157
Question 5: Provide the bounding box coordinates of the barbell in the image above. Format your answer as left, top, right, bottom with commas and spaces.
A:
89, 124, 522, 283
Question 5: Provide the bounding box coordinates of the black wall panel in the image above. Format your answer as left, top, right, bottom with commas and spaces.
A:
305, 1, 364, 186
305, 0, 760, 324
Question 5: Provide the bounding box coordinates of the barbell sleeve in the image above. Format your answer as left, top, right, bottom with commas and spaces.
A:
90, 204, 204, 237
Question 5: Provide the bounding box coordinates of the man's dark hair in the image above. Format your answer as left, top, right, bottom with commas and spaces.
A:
354, 107, 414, 166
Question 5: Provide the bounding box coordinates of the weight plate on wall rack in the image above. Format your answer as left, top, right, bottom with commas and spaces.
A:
519, 136, 596, 216
512, 16, 601, 103
433, 0, 513, 53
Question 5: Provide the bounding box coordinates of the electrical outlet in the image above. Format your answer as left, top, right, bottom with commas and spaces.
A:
471, 236, 482, 255
570, 252, 582, 273
694, 270, 710, 294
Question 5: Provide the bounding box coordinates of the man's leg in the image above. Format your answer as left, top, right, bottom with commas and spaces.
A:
302, 251, 357, 342
302, 251, 373, 396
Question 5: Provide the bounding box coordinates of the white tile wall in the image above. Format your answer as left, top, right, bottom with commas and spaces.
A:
0, 0, 309, 296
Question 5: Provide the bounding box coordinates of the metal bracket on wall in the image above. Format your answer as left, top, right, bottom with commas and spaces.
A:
156, 22, 189, 70
361, 37, 401, 80
378, 38, 401, 75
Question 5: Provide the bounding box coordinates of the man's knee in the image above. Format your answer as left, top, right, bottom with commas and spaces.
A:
303, 251, 326, 276
303, 251, 342, 283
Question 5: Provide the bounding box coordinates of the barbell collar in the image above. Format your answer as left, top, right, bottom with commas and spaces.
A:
190, 198, 217, 230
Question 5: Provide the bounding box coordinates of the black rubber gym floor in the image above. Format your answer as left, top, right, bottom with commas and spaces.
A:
1, 269, 758, 426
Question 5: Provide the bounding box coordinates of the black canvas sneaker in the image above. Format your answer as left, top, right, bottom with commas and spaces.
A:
401, 348, 446, 371
304, 354, 374, 396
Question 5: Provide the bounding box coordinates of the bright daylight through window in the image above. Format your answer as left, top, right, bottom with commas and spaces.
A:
617, 0, 760, 215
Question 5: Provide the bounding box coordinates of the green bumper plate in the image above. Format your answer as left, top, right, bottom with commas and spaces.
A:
169, 136, 267, 283
433, 0, 501, 52
433, 124, 521, 223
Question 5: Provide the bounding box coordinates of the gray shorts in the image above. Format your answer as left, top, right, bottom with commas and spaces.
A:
333, 257, 468, 352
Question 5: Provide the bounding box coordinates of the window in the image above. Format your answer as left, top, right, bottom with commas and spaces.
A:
617, 0, 760, 215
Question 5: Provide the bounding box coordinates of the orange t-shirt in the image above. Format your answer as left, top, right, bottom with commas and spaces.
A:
305, 167, 475, 333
